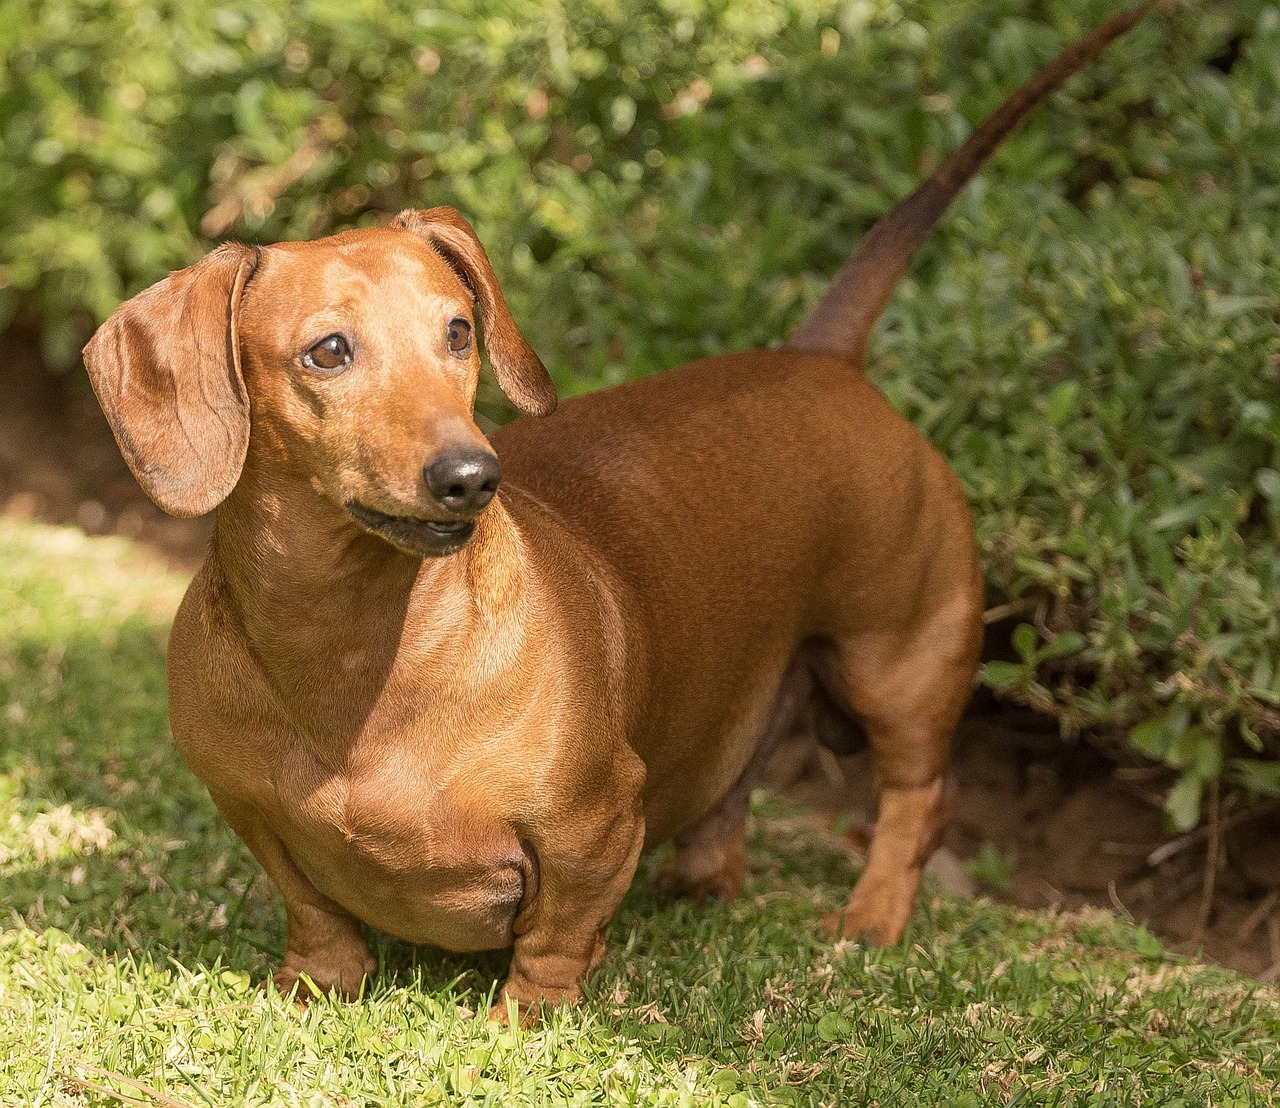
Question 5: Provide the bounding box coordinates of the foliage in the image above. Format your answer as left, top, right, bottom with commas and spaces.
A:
967, 842, 1017, 895
2, 518, 1279, 1104
2, 0, 1278, 827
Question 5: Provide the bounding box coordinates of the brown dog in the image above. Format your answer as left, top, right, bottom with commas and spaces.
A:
84, 7, 1149, 1020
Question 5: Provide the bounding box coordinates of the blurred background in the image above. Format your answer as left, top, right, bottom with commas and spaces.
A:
1, 0, 1278, 969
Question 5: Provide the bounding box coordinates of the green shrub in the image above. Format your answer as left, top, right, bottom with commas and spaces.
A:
1, 0, 1276, 828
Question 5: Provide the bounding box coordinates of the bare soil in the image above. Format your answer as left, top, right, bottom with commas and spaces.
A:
768, 708, 1280, 978
1, 340, 211, 568
3, 351, 1278, 978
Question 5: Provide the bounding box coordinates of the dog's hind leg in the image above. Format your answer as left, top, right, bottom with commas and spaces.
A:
820, 578, 982, 946
655, 657, 813, 902
823, 756, 958, 945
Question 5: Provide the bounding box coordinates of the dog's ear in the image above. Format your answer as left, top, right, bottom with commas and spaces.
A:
392, 207, 557, 417
83, 244, 259, 519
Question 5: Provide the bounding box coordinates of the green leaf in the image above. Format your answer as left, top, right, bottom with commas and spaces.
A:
713, 1068, 740, 1092
816, 1013, 853, 1042
1037, 631, 1085, 661
1134, 927, 1164, 959
968, 842, 1016, 893
982, 661, 1026, 690
1129, 719, 1172, 760
1233, 758, 1280, 798
1205, 633, 1246, 660
1149, 496, 1218, 533
1165, 774, 1203, 833
1256, 469, 1280, 503
1186, 733, 1222, 780
1207, 294, 1271, 318
1012, 623, 1038, 664
1044, 381, 1079, 426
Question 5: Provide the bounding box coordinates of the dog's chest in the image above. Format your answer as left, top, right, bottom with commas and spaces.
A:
271, 739, 526, 951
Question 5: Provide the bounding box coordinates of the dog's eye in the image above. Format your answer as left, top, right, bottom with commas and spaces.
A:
446, 318, 472, 355
303, 334, 352, 373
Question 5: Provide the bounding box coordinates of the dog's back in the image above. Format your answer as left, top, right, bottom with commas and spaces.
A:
494, 348, 971, 839
492, 4, 1152, 930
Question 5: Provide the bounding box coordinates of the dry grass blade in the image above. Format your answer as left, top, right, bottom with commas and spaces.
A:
65, 1076, 148, 1107
72, 1065, 202, 1108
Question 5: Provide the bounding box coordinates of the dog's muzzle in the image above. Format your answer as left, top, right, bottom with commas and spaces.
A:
345, 501, 477, 558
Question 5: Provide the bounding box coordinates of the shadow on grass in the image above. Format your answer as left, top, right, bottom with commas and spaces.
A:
0, 616, 526, 1006
8, 547, 1277, 1104
0, 535, 881, 1101
1, 604, 844, 1036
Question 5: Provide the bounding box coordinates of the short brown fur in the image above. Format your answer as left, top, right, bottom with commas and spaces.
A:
84, 7, 1150, 1021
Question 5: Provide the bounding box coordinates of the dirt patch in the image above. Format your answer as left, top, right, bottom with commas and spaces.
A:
3, 349, 1279, 978
768, 704, 1280, 978
0, 338, 211, 568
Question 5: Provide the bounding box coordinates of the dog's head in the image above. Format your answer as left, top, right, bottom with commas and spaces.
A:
83, 207, 555, 558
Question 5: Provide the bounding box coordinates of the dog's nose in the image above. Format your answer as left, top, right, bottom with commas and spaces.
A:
423, 450, 502, 514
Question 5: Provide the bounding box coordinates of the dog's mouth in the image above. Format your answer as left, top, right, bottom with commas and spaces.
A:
345, 501, 476, 557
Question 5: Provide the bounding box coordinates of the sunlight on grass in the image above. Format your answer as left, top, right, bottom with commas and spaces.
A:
2, 518, 1278, 1105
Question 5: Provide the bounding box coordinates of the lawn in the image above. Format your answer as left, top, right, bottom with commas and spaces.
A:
1, 516, 1277, 1105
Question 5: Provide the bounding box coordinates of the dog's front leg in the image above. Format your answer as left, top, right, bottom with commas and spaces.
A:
213, 794, 377, 1002
492, 802, 645, 1025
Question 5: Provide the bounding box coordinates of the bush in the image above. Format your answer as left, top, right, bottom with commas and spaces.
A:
1, 0, 1276, 828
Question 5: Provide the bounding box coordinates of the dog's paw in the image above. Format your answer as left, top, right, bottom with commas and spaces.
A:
821, 892, 911, 947
652, 860, 743, 904
272, 948, 378, 1004
486, 996, 543, 1028
652, 839, 746, 903
487, 977, 580, 1027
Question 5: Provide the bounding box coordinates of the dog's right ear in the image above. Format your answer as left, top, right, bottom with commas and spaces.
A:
391, 207, 557, 417
83, 244, 259, 519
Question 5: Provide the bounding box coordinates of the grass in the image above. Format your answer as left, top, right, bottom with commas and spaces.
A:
1, 515, 1278, 1106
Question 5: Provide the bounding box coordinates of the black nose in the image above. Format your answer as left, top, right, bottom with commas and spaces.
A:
423, 450, 501, 514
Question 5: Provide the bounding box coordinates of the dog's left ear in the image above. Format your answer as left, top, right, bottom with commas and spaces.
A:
392, 207, 557, 417
83, 244, 259, 518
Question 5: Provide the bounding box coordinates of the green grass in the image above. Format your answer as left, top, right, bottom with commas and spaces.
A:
1, 516, 1278, 1106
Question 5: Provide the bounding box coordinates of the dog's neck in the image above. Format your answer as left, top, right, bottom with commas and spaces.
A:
209, 465, 533, 755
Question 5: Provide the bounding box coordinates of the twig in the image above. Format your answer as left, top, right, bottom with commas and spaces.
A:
982, 597, 1038, 625
1236, 890, 1280, 944
1190, 780, 1221, 947
815, 745, 846, 788
1146, 800, 1279, 867
1034, 878, 1065, 911
200, 118, 340, 237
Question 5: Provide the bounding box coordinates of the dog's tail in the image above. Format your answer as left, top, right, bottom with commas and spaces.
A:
784, 3, 1152, 365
